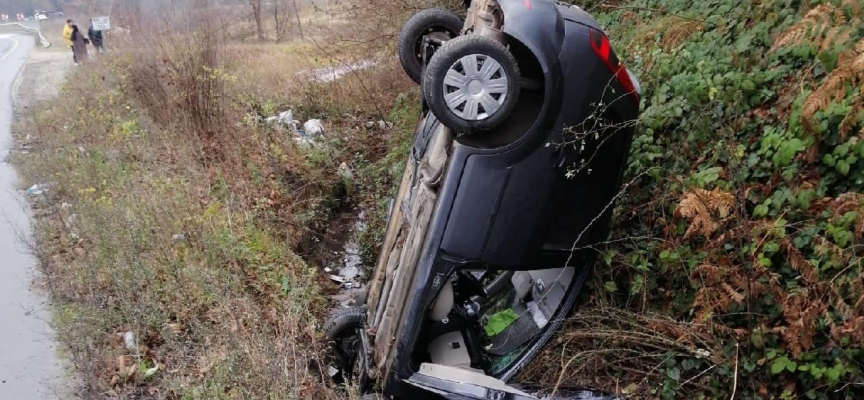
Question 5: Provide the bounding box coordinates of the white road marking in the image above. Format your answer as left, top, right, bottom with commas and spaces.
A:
0, 36, 20, 61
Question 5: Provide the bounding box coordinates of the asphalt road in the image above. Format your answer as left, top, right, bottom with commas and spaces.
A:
0, 32, 67, 399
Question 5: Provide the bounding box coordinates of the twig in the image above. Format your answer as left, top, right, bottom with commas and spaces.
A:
617, 365, 713, 392
835, 382, 864, 392
638, 353, 673, 387
680, 364, 716, 388
730, 343, 739, 400
550, 346, 576, 399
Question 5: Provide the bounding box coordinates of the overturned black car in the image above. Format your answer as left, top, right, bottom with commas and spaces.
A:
324, 1, 642, 399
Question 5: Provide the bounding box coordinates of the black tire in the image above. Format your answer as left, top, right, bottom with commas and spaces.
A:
423, 35, 521, 134
398, 8, 464, 85
323, 307, 366, 385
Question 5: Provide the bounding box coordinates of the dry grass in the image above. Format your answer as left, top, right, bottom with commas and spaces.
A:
17, 52, 341, 397
13, 0, 429, 398
517, 308, 727, 398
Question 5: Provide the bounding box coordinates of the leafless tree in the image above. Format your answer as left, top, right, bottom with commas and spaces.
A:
272, 0, 292, 42
292, 0, 302, 39
249, 0, 263, 41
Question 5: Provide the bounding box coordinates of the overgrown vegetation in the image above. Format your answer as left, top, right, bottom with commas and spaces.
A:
15, 0, 864, 399
522, 0, 864, 399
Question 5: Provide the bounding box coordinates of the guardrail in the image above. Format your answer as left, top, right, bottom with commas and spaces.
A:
0, 22, 51, 48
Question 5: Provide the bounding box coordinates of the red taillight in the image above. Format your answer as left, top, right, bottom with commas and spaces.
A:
589, 28, 639, 104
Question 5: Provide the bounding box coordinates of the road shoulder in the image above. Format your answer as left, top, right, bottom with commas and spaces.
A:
13, 49, 71, 118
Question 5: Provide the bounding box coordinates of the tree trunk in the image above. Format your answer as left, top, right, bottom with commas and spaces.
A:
273, 0, 289, 42
292, 0, 303, 39
250, 0, 264, 41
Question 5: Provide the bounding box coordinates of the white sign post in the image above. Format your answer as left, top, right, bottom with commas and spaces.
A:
92, 16, 110, 30
16, 13, 24, 20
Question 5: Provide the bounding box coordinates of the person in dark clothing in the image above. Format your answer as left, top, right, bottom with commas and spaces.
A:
88, 20, 104, 53
70, 24, 89, 64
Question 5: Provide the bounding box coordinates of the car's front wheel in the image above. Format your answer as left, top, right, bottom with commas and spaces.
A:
423, 34, 520, 134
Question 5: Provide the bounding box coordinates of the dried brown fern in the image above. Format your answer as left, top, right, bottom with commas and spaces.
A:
772, 5, 841, 51
661, 21, 704, 52
832, 192, 864, 237
782, 293, 825, 356
781, 238, 820, 284
838, 98, 864, 138
619, 11, 641, 27
821, 25, 856, 52
854, 277, 864, 315
814, 235, 852, 264
801, 38, 864, 134
835, 317, 864, 344
690, 263, 757, 323
720, 282, 746, 303
833, 192, 864, 212
675, 188, 735, 239
829, 284, 855, 321
773, 0, 861, 51
775, 1, 864, 135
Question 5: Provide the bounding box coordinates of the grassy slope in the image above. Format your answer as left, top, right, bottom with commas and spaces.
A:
13, 2, 420, 398
521, 1, 864, 399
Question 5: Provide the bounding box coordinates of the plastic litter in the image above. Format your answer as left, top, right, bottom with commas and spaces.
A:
303, 119, 324, 136
123, 331, 136, 351
276, 110, 294, 126
144, 366, 159, 378
264, 110, 296, 130
26, 184, 48, 195
337, 162, 354, 181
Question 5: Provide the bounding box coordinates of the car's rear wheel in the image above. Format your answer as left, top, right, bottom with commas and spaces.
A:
423, 34, 520, 134
323, 307, 366, 386
398, 8, 464, 85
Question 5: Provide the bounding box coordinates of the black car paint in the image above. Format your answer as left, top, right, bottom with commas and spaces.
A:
378, 1, 639, 398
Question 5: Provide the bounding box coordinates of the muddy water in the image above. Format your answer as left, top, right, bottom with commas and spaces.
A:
306, 207, 369, 308
335, 210, 365, 283
0, 34, 67, 399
